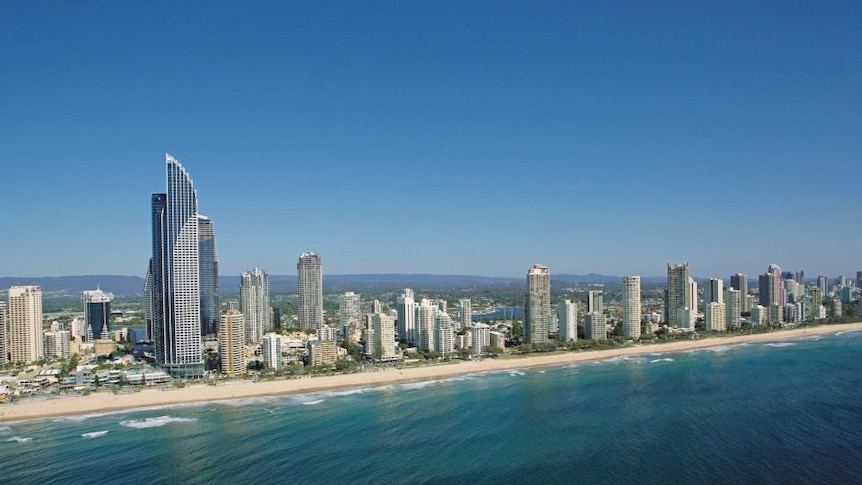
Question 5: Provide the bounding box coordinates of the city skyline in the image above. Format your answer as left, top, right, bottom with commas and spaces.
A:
2, 3, 860, 278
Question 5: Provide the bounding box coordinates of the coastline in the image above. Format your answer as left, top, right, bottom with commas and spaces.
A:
3, 322, 861, 423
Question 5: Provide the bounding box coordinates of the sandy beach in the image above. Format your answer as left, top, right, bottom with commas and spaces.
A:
2, 322, 860, 423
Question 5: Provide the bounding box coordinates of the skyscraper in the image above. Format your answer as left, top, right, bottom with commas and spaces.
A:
730, 273, 750, 312
759, 264, 785, 308
148, 154, 204, 378
666, 263, 691, 328
396, 289, 416, 343
372, 313, 397, 361
240, 267, 271, 343
219, 310, 245, 377
197, 215, 219, 338
8, 285, 43, 364
458, 298, 472, 330
82, 289, 113, 341
587, 290, 604, 314
297, 252, 323, 330
703, 278, 724, 305
261, 333, 282, 370
622, 276, 641, 339
525, 264, 551, 344
416, 299, 436, 352
557, 300, 578, 342
725, 287, 741, 330
0, 301, 7, 365
339, 292, 362, 334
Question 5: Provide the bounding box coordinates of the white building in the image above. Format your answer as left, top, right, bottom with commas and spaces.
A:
458, 298, 472, 330
490, 331, 506, 350
584, 312, 607, 341
396, 289, 416, 344
261, 333, 282, 370
725, 288, 741, 330
557, 300, 578, 342
435, 312, 455, 356
472, 323, 490, 356
339, 292, 362, 334
416, 299, 436, 352
750, 305, 767, 326
317, 325, 336, 342
8, 286, 43, 364
44, 330, 70, 360
0, 302, 6, 365
241, 267, 271, 343
705, 301, 726, 332
622, 276, 641, 339
525, 264, 551, 344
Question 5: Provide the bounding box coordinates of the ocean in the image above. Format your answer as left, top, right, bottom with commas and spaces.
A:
2, 330, 862, 484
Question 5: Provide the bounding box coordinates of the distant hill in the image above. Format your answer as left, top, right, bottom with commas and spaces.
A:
0, 273, 673, 297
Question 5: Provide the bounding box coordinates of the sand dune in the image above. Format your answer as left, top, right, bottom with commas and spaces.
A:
2, 322, 860, 423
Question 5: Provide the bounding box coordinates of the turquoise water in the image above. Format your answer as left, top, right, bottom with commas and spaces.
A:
2, 330, 862, 484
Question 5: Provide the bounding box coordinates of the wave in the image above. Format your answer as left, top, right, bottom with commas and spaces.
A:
649, 358, 674, 363
764, 342, 796, 348
301, 399, 325, 406
0, 426, 11, 434
82, 431, 109, 439
119, 415, 197, 429
6, 436, 32, 443
836, 330, 860, 336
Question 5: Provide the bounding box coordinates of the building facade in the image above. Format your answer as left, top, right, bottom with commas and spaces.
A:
261, 333, 282, 370
82, 289, 113, 342
557, 300, 578, 342
339, 292, 362, 335
525, 264, 551, 344
729, 273, 750, 312
219, 310, 245, 377
197, 215, 219, 338
666, 263, 691, 328
396, 289, 416, 344
8, 286, 44, 364
147, 154, 204, 378
372, 313, 397, 361
622, 276, 641, 339
297, 252, 323, 330
241, 267, 271, 343
458, 298, 472, 330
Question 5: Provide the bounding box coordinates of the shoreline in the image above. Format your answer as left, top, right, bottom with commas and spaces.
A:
2, 322, 861, 423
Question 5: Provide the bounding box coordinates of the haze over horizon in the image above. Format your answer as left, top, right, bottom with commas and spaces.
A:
2, 2, 859, 279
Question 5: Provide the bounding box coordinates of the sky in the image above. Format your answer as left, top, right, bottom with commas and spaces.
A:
1, 1, 860, 279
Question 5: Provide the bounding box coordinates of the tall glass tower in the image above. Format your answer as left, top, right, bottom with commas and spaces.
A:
297, 252, 323, 330
241, 267, 271, 343
148, 154, 203, 378
525, 264, 551, 344
198, 215, 219, 338
82, 289, 113, 340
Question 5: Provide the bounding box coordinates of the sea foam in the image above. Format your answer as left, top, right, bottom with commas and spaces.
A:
119, 416, 197, 429
82, 431, 109, 439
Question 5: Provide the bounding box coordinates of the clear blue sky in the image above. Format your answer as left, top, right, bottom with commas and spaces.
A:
1, 1, 860, 278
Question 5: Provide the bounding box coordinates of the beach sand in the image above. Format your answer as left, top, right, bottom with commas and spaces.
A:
2, 322, 860, 423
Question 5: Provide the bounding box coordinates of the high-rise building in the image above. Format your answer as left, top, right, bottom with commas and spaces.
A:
372, 313, 397, 361
197, 215, 219, 338
44, 330, 71, 360
396, 289, 416, 344
458, 299, 472, 330
557, 300, 578, 342
666, 263, 691, 328
759, 264, 785, 308
8, 286, 43, 364
525, 264, 551, 344
339, 292, 362, 334
241, 267, 271, 343
416, 299, 437, 352
622, 276, 641, 339
435, 312, 455, 355
317, 325, 337, 342
584, 312, 607, 341
82, 289, 113, 341
148, 155, 204, 378
857, 271, 862, 290
703, 278, 724, 305
817, 275, 828, 297
261, 333, 282, 370
371, 299, 383, 315
219, 310, 245, 377
704, 301, 726, 332
730, 274, 750, 312
309, 340, 337, 366
472, 323, 490, 356
725, 288, 741, 330
297, 252, 323, 330
587, 290, 604, 314
0, 301, 7, 365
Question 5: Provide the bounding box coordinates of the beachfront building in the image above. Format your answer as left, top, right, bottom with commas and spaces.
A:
309, 340, 337, 366
82, 289, 113, 341
261, 333, 282, 370
473, 323, 490, 356
750, 305, 767, 326
759, 264, 785, 308
730, 273, 750, 312
725, 288, 742, 330
459, 298, 472, 330
317, 325, 336, 342
43, 330, 71, 360
666, 263, 691, 328
490, 331, 506, 350
147, 155, 204, 378
0, 302, 6, 365
435, 312, 455, 356
397, 289, 416, 344
525, 264, 551, 344
705, 302, 726, 332
584, 312, 607, 341
197, 215, 219, 338
297, 252, 323, 330
558, 300, 578, 342
416, 299, 436, 352
219, 310, 245, 377
622, 276, 641, 339
241, 267, 271, 343
8, 285, 44, 364
372, 313, 397, 361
